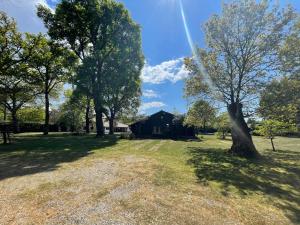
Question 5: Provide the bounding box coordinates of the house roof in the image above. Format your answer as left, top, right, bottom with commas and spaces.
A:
130, 110, 175, 126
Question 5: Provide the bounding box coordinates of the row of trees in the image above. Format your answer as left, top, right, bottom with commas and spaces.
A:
0, 0, 144, 136
184, 0, 299, 158
0, 11, 76, 134
37, 0, 143, 136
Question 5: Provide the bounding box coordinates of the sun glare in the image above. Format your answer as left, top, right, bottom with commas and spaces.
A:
179, 0, 214, 89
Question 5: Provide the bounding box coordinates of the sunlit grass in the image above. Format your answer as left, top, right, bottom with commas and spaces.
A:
0, 133, 299, 224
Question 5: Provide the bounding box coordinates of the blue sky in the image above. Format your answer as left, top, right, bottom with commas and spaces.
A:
1, 0, 300, 115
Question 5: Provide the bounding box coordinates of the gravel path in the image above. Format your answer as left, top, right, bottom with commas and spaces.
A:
0, 152, 291, 225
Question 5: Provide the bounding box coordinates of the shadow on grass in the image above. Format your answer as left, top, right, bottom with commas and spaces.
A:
0, 134, 118, 181
187, 147, 300, 223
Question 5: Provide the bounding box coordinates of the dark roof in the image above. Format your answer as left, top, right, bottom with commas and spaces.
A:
130, 110, 174, 126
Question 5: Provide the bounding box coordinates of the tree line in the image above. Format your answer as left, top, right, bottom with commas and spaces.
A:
0, 0, 144, 136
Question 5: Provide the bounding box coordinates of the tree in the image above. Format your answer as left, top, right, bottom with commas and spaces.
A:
257, 120, 295, 151
27, 34, 77, 135
279, 17, 300, 131
101, 40, 143, 134
38, 1, 93, 134
215, 113, 231, 140
259, 76, 300, 129
0, 13, 40, 132
38, 0, 143, 137
69, 87, 94, 133
280, 17, 300, 77
58, 90, 85, 133
184, 0, 295, 158
184, 100, 216, 132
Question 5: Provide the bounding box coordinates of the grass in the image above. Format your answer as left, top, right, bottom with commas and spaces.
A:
0, 133, 299, 224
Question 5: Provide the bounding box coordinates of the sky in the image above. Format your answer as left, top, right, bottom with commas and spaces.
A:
1, 0, 300, 115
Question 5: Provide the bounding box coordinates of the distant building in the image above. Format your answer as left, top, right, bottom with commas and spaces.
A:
103, 120, 129, 134
88, 117, 129, 133
129, 110, 195, 138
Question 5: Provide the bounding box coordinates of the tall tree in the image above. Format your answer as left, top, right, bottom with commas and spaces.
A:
37, 0, 143, 136
38, 1, 92, 134
184, 100, 216, 132
184, 0, 295, 158
27, 34, 77, 135
0, 12, 39, 132
101, 37, 143, 134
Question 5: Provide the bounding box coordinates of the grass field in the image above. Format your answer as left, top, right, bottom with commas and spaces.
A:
0, 133, 299, 225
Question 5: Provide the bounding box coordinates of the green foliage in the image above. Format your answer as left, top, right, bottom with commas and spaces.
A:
0, 12, 41, 131
214, 113, 230, 140
27, 34, 77, 96
17, 107, 44, 123
259, 76, 300, 127
280, 17, 300, 76
38, 0, 144, 135
257, 120, 296, 139
256, 119, 296, 151
184, 1, 295, 106
184, 100, 216, 129
58, 90, 86, 132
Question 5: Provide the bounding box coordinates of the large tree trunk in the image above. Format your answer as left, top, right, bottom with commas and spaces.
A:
109, 115, 114, 135
85, 97, 91, 134
11, 110, 19, 134
44, 92, 50, 135
227, 102, 259, 158
3, 106, 7, 121
95, 106, 104, 137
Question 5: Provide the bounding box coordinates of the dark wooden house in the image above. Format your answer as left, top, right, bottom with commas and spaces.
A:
129, 111, 195, 138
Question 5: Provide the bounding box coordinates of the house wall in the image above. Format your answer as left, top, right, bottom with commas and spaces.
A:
130, 111, 195, 138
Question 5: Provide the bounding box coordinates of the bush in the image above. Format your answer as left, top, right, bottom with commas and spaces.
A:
19, 123, 60, 133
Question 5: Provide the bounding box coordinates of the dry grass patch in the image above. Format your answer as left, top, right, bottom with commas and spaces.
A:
0, 134, 299, 224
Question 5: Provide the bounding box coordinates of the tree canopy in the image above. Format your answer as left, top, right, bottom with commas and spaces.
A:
184, 100, 216, 131
38, 0, 144, 136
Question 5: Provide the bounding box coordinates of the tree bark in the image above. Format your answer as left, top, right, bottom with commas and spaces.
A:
2, 132, 7, 144
3, 106, 7, 121
109, 115, 114, 135
95, 106, 104, 137
85, 96, 91, 134
270, 138, 276, 152
11, 110, 19, 134
44, 92, 50, 135
227, 102, 259, 158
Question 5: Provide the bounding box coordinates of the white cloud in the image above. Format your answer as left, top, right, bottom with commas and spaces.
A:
143, 89, 160, 98
0, 0, 51, 34
139, 101, 166, 114
141, 57, 189, 84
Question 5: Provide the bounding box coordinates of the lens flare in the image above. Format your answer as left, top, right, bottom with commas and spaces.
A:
179, 0, 214, 89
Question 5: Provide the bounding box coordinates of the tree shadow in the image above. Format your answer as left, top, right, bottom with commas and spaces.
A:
0, 135, 118, 181
187, 147, 300, 223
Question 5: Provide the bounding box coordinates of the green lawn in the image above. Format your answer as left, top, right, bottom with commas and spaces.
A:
0, 133, 299, 224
